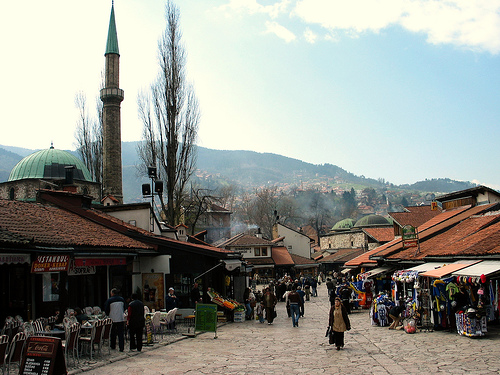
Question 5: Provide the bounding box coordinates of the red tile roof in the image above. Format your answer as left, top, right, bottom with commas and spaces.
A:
290, 253, 317, 266
389, 205, 442, 228
319, 248, 365, 264
363, 227, 394, 243
379, 204, 499, 261
272, 247, 294, 266
218, 233, 274, 247
0, 199, 152, 251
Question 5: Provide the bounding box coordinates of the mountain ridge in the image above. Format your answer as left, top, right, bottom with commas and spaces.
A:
0, 143, 477, 202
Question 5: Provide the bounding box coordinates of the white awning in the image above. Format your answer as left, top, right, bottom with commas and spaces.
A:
223, 259, 242, 271
0, 254, 30, 265
361, 266, 393, 278
341, 268, 352, 274
453, 260, 500, 277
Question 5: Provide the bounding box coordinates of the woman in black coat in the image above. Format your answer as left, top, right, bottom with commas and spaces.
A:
328, 297, 351, 350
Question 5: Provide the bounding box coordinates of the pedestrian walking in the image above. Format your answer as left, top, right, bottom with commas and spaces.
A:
262, 287, 277, 325
288, 287, 303, 327
127, 293, 145, 352
304, 279, 311, 301
255, 301, 265, 323
297, 286, 306, 317
104, 288, 126, 352
328, 297, 351, 350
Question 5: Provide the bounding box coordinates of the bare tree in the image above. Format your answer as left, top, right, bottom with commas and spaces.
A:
74, 92, 103, 190
137, 0, 199, 225
245, 187, 297, 239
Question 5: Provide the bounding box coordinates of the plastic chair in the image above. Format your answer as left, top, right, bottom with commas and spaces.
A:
62, 322, 80, 367
0, 334, 9, 374
151, 312, 163, 341
22, 322, 35, 337
79, 320, 104, 360
6, 332, 27, 373
32, 319, 45, 335
100, 318, 112, 356
92, 306, 102, 315
164, 308, 178, 332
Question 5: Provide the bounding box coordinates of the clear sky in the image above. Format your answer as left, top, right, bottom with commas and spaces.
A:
1, 0, 500, 189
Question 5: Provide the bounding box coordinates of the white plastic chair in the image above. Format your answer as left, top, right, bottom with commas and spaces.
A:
151, 312, 163, 340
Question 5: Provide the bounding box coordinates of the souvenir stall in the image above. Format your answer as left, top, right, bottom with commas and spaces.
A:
451, 260, 500, 337
419, 262, 478, 332
357, 266, 394, 309
369, 293, 394, 326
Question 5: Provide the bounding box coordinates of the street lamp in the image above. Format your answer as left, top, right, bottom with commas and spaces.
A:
142, 166, 163, 231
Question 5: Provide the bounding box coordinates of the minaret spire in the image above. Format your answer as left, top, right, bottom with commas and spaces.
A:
100, 1, 124, 203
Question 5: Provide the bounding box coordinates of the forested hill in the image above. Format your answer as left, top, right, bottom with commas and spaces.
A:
0, 143, 477, 198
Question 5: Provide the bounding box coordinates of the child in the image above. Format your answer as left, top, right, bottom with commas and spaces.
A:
256, 301, 265, 323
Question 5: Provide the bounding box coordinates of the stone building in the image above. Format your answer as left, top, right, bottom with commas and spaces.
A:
0, 146, 100, 202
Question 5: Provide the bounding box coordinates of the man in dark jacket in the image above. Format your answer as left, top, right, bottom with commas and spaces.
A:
127, 293, 145, 351
288, 287, 304, 327
262, 287, 277, 325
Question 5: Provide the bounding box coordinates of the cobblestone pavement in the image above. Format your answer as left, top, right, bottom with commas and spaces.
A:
76, 284, 500, 375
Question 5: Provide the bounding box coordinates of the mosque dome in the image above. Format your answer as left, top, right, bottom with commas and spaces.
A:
354, 214, 391, 228
8, 146, 93, 182
331, 218, 356, 231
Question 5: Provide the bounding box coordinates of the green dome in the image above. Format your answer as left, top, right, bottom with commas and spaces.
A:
332, 218, 356, 231
354, 214, 391, 228
8, 147, 93, 182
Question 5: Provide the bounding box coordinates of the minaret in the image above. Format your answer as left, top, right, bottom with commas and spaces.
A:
101, 1, 124, 203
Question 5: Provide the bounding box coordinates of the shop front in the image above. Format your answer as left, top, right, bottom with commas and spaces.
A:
451, 260, 500, 337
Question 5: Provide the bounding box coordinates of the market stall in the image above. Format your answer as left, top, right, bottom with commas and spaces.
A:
451, 260, 500, 337
206, 288, 245, 322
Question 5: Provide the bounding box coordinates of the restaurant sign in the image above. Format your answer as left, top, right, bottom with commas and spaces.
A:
74, 257, 126, 267
402, 225, 418, 248
67, 259, 96, 276
31, 255, 69, 273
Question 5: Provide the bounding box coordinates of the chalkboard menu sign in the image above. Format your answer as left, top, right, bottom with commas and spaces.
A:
19, 336, 67, 375
145, 315, 154, 345
195, 304, 218, 338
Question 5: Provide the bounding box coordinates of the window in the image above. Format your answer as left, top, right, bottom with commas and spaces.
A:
261, 247, 268, 256
255, 248, 261, 256
9, 188, 15, 200
42, 273, 60, 302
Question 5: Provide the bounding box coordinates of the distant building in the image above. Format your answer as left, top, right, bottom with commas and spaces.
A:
194, 203, 232, 244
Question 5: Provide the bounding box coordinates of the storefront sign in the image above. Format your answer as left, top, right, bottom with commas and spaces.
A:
0, 253, 30, 265
67, 259, 96, 276
402, 225, 419, 249
31, 255, 69, 273
74, 258, 126, 267
19, 336, 67, 375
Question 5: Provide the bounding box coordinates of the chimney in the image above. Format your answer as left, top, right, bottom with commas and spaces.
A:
256, 228, 263, 238
63, 166, 77, 193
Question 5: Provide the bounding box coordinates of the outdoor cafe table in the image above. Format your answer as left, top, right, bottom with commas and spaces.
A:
34, 329, 66, 338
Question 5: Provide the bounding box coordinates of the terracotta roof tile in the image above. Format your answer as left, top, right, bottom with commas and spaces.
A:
272, 247, 294, 266
363, 227, 394, 243
290, 253, 317, 265
389, 205, 442, 228
0, 199, 152, 250
219, 233, 274, 247
319, 248, 365, 264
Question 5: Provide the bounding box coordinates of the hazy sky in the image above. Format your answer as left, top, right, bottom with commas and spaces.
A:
1, 0, 500, 188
